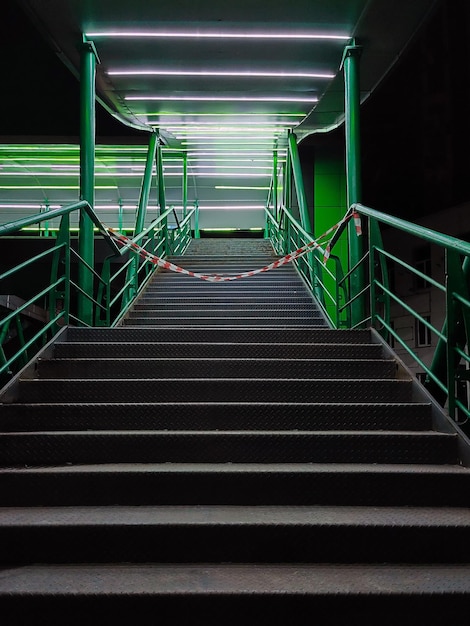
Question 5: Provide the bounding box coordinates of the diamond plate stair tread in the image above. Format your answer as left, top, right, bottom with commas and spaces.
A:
126, 308, 323, 318
0, 402, 432, 432
53, 341, 384, 359
133, 303, 320, 312
3, 505, 470, 527
2, 463, 469, 506
1, 563, 470, 595
38, 358, 397, 380
0, 431, 457, 466
65, 327, 373, 343
123, 318, 327, 327
17, 378, 414, 403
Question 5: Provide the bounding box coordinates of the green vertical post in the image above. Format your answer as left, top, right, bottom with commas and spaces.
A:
118, 198, 123, 232
273, 147, 278, 219
342, 41, 365, 327
127, 131, 158, 296
136, 132, 158, 234
194, 200, 200, 238
284, 149, 291, 212
156, 137, 168, 253
78, 37, 99, 326
288, 132, 312, 234
183, 153, 188, 218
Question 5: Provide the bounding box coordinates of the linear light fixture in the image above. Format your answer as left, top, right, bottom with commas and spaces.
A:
86, 30, 350, 41
126, 95, 318, 102
187, 151, 286, 156
109, 69, 334, 79
215, 186, 271, 190
0, 185, 117, 190
142, 112, 305, 116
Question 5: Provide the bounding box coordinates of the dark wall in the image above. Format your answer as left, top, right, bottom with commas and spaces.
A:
361, 0, 470, 218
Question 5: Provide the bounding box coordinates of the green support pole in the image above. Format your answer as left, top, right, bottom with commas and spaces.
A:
273, 147, 278, 219
156, 137, 168, 253
288, 132, 312, 234
183, 154, 188, 218
78, 37, 99, 326
284, 150, 291, 212
136, 132, 158, 234
194, 200, 200, 238
127, 131, 158, 297
342, 41, 365, 327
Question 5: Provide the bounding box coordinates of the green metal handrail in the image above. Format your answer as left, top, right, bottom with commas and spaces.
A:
97, 204, 196, 326
351, 203, 470, 423
0, 200, 194, 381
265, 205, 349, 328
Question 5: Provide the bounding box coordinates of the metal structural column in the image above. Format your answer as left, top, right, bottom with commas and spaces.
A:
342, 41, 365, 327
127, 131, 158, 297
183, 153, 188, 218
78, 37, 99, 326
288, 132, 312, 234
273, 146, 278, 221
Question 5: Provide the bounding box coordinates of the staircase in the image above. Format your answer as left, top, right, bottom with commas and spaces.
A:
1, 238, 470, 624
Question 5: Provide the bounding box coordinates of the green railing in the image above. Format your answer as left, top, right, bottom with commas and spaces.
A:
348, 203, 470, 423
265, 204, 350, 329
0, 200, 194, 380
98, 204, 196, 326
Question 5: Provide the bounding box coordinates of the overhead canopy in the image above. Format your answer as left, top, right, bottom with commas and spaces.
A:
10, 0, 438, 227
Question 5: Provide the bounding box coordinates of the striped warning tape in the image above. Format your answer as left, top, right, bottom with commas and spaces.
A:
106, 208, 361, 283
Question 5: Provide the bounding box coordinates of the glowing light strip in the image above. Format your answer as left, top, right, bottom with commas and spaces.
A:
110, 69, 334, 79
215, 186, 271, 190
142, 112, 304, 117
126, 95, 318, 102
188, 151, 286, 156
143, 122, 297, 127
0, 185, 117, 190
86, 30, 350, 41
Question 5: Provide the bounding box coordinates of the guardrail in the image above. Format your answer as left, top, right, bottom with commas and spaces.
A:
264, 204, 350, 329
0, 201, 195, 380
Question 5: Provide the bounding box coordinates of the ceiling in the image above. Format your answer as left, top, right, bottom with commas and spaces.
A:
6, 0, 438, 229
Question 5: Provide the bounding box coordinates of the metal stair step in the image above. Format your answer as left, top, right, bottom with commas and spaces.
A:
0, 402, 433, 432
1, 505, 470, 564
122, 316, 327, 327
0, 431, 457, 466
52, 341, 384, 360
1, 463, 469, 507
64, 327, 373, 344
37, 358, 397, 380
126, 307, 322, 318
133, 302, 319, 311
16, 378, 415, 403
1, 563, 470, 624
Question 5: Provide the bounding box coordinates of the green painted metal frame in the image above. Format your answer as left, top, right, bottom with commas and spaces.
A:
265, 205, 349, 329
341, 41, 365, 328
78, 37, 100, 326
352, 202, 470, 424
0, 200, 194, 380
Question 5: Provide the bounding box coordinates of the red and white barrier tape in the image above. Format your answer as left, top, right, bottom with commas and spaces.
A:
106, 208, 361, 283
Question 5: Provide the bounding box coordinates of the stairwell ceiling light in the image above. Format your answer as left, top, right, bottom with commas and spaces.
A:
109, 69, 334, 79
142, 112, 304, 118
126, 95, 318, 103
215, 186, 272, 190
86, 30, 350, 41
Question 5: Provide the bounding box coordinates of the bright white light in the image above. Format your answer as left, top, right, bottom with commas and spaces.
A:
197, 205, 265, 210
87, 30, 350, 41
215, 186, 271, 190
0, 203, 62, 209
110, 69, 334, 79
187, 151, 286, 156
164, 172, 270, 177
126, 95, 318, 103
